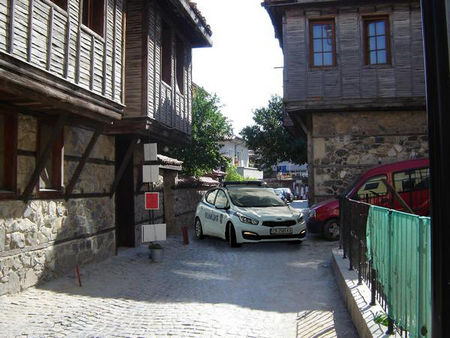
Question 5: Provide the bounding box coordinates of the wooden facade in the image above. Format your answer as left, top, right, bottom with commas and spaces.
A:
116, 0, 212, 143
0, 0, 124, 120
264, 0, 428, 203
113, 0, 212, 247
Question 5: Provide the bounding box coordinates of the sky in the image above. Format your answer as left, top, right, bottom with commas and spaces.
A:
191, 0, 284, 134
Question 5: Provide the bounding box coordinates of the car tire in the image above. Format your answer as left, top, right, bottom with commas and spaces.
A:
323, 219, 340, 241
228, 223, 239, 248
194, 218, 204, 240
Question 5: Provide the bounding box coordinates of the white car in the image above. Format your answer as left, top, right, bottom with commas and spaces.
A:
194, 182, 307, 247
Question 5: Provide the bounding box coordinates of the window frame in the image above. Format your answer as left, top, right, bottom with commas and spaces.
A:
0, 112, 17, 199
363, 15, 391, 66
82, 0, 106, 38
37, 118, 64, 195
309, 18, 337, 68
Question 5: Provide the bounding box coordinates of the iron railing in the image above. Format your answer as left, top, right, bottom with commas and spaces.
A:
340, 197, 431, 337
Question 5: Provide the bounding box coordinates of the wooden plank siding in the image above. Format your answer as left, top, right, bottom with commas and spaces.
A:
0, 0, 124, 106
124, 0, 193, 136
283, 2, 425, 108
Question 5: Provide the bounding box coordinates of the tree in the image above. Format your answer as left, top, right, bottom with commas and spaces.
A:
240, 95, 306, 171
224, 162, 244, 182
171, 86, 233, 177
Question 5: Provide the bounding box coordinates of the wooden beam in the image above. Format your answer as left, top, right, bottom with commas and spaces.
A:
47, 6, 54, 71
90, 35, 95, 90
75, 26, 81, 83
120, 0, 126, 103
111, 0, 117, 99
21, 113, 68, 201
63, 21, 71, 78
65, 128, 103, 199
110, 135, 139, 197
381, 178, 414, 214
8, 0, 15, 54
102, 1, 108, 96
27, 0, 34, 62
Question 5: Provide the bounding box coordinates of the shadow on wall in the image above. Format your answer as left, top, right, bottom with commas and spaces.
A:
0, 198, 115, 296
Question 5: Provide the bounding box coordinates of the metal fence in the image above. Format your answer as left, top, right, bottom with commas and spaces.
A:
340, 197, 431, 337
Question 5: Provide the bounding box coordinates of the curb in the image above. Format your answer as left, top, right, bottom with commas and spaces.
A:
331, 248, 400, 338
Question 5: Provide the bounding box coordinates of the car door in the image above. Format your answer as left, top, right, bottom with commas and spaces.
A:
212, 189, 229, 238
201, 189, 218, 236
392, 167, 430, 215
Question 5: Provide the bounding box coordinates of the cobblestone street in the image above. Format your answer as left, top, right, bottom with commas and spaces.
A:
0, 234, 357, 337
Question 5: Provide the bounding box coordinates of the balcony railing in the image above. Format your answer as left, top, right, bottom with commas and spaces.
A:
340, 197, 431, 337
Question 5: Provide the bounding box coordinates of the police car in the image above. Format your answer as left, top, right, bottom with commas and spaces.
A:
194, 181, 307, 247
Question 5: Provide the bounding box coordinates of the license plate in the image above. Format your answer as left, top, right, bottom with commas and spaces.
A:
270, 228, 293, 235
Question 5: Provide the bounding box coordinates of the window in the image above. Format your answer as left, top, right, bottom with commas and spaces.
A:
310, 19, 336, 67
355, 175, 387, 200
176, 36, 185, 93
364, 16, 390, 65
50, 0, 67, 10
394, 168, 430, 193
215, 190, 228, 208
0, 113, 17, 193
82, 0, 105, 37
206, 189, 217, 204
161, 22, 172, 85
38, 119, 64, 191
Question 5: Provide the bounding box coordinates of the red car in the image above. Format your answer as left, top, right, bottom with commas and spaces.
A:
307, 158, 430, 240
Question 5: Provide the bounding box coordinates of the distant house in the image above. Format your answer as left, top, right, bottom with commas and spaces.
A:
263, 0, 428, 204
220, 136, 264, 180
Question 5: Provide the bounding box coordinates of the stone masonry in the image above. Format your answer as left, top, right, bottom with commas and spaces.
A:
0, 114, 116, 295
311, 110, 428, 202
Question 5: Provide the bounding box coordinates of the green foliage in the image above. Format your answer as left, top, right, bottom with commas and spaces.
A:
148, 243, 163, 250
240, 95, 306, 171
374, 313, 389, 326
224, 163, 244, 182
171, 86, 233, 177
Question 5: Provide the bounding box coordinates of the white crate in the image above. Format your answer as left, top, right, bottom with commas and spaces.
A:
141, 223, 166, 243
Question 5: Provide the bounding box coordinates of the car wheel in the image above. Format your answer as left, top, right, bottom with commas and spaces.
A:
228, 223, 239, 248
323, 219, 340, 241
194, 218, 204, 239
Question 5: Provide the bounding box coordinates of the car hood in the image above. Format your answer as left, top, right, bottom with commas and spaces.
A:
235, 206, 300, 219
311, 198, 339, 210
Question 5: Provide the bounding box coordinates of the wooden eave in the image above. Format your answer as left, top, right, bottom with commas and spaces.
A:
285, 96, 426, 115
0, 53, 124, 123
106, 116, 192, 146
159, 0, 213, 48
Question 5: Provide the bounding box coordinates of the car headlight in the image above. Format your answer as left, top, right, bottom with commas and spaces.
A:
309, 209, 316, 219
297, 214, 305, 224
237, 212, 259, 225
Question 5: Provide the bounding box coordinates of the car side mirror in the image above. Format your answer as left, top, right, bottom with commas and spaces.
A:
215, 203, 229, 210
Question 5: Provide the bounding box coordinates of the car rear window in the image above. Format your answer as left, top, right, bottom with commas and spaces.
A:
228, 188, 285, 207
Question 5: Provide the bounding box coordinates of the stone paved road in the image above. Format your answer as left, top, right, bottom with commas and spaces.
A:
0, 234, 358, 337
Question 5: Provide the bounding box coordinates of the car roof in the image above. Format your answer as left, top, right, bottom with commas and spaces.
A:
221, 181, 266, 188
360, 158, 429, 179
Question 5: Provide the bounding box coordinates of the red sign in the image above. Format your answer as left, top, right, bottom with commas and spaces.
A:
145, 192, 159, 210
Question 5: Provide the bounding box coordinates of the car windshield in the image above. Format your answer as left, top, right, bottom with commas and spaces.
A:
227, 188, 286, 207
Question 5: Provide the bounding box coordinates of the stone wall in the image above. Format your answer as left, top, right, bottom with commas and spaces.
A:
311, 110, 428, 202
0, 113, 116, 295
174, 187, 210, 235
